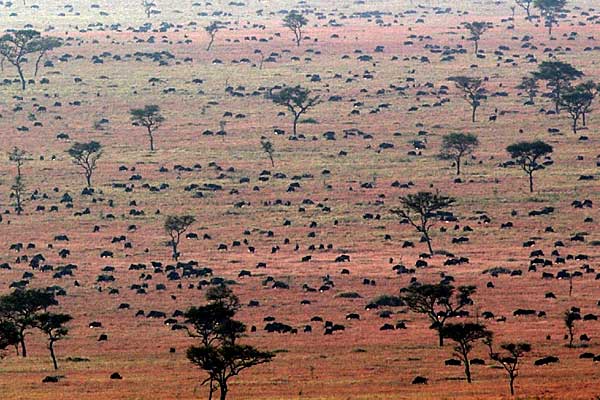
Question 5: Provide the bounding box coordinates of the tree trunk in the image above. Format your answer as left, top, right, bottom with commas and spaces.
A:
86, 173, 92, 188
572, 117, 577, 133
582, 112, 587, 126
49, 342, 58, 370
424, 232, 433, 255
438, 330, 444, 347
293, 114, 299, 136
528, 172, 534, 193
207, 36, 214, 51
471, 105, 477, 123
509, 375, 515, 396
34, 51, 45, 77
456, 156, 461, 175
464, 358, 472, 383
20, 337, 27, 357
219, 383, 228, 400
269, 154, 274, 167
148, 129, 155, 151
474, 40, 478, 54
17, 64, 26, 90
172, 242, 178, 261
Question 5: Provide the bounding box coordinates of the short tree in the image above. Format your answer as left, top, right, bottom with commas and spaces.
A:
0, 289, 58, 357
516, 76, 539, 104
67, 141, 102, 188
515, 0, 534, 20
269, 85, 320, 137
283, 10, 308, 47
560, 86, 594, 133
186, 286, 274, 400
391, 191, 455, 255
8, 147, 27, 215
485, 338, 532, 396
141, 0, 158, 18
34, 313, 72, 370
532, 61, 583, 114
441, 323, 492, 383
130, 105, 165, 151
506, 141, 553, 192
448, 76, 487, 122
401, 283, 476, 347
534, 0, 567, 36
205, 22, 223, 51
165, 215, 195, 261
463, 21, 490, 53
564, 309, 579, 348
439, 133, 479, 175
261, 140, 275, 167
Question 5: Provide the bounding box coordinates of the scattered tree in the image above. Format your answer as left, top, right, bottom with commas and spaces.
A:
441, 323, 492, 383
532, 61, 583, 114
141, 0, 158, 18
0, 320, 19, 357
400, 282, 476, 347
515, 0, 534, 20
439, 133, 479, 175
564, 309, 579, 348
205, 22, 223, 51
34, 313, 72, 370
463, 21, 490, 53
283, 10, 308, 47
448, 76, 487, 122
31, 36, 62, 77
391, 191, 455, 255
560, 85, 594, 133
130, 105, 165, 151
186, 286, 274, 400
269, 85, 320, 137
8, 147, 27, 215
486, 338, 532, 396
164, 215, 195, 261
575, 80, 597, 127
534, 0, 567, 36
506, 141, 553, 192
0, 289, 57, 357
261, 140, 275, 167
516, 76, 539, 104
67, 141, 102, 188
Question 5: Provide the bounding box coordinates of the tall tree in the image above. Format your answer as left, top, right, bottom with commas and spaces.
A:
186, 286, 274, 400
31, 36, 62, 77
164, 215, 195, 261
269, 85, 320, 137
205, 22, 223, 51
283, 10, 308, 47
401, 283, 476, 347
516, 76, 539, 104
560, 85, 594, 133
34, 313, 72, 370
439, 133, 479, 175
532, 61, 583, 114
576, 80, 597, 127
463, 21, 490, 54
506, 141, 553, 192
485, 338, 532, 396
441, 323, 492, 383
130, 105, 165, 151
515, 0, 534, 20
0, 289, 57, 357
67, 141, 102, 188
534, 0, 567, 36
261, 140, 275, 167
390, 191, 455, 255
448, 76, 487, 122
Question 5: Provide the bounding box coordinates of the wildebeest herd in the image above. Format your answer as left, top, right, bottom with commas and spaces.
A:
0, 0, 599, 399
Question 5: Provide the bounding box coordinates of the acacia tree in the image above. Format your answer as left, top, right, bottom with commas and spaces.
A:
515, 0, 534, 20
564, 309, 579, 348
400, 283, 476, 347
141, 0, 158, 18
0, 30, 60, 90
463, 21, 490, 53
532, 61, 583, 114
439, 133, 479, 175
560, 86, 594, 133
0, 289, 57, 357
270, 85, 320, 137
130, 105, 165, 151
516, 76, 539, 104
390, 191, 455, 255
34, 313, 72, 370
164, 215, 195, 261
575, 80, 597, 127
8, 147, 27, 215
441, 323, 492, 383
485, 338, 532, 396
448, 76, 487, 122
205, 22, 223, 51
67, 141, 102, 188
186, 286, 274, 400
283, 10, 308, 47
32, 36, 62, 77
534, 0, 567, 36
261, 140, 275, 167
506, 141, 553, 192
